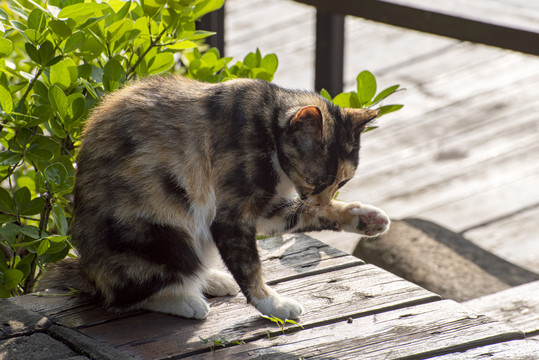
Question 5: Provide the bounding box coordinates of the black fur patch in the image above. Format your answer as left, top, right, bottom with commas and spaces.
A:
109, 270, 179, 308
211, 217, 258, 294
161, 170, 191, 211
100, 218, 201, 275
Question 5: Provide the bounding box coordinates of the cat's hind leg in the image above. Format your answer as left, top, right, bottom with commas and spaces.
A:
203, 268, 240, 297
141, 278, 210, 319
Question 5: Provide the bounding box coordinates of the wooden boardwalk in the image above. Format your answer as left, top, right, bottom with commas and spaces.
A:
7, 234, 539, 359
4, 1, 539, 359
225, 0, 539, 274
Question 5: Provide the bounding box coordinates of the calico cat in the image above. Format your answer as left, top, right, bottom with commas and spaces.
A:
38, 75, 390, 320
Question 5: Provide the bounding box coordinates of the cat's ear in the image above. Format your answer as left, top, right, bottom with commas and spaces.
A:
290, 106, 323, 139
344, 108, 380, 131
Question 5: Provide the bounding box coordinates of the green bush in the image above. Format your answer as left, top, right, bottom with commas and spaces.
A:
0, 0, 401, 298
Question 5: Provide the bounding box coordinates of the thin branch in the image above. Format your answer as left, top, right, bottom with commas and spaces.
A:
126, 27, 169, 79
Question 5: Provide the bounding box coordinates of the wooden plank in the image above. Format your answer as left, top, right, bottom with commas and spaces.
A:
462, 206, 539, 273
414, 174, 539, 234
344, 19, 459, 91
431, 339, 539, 360
192, 300, 524, 359
463, 280, 539, 336
293, 0, 539, 55
78, 264, 438, 359
8, 290, 131, 329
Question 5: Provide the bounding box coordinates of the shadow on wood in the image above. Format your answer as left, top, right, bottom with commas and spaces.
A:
353, 219, 539, 302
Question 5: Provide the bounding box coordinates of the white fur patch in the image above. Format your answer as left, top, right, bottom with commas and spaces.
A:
142, 279, 210, 319
250, 287, 304, 319
203, 269, 240, 297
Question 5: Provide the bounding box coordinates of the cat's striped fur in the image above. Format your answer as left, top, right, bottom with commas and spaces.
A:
38, 76, 389, 319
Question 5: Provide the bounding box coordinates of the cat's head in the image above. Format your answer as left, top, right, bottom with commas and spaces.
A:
278, 103, 378, 207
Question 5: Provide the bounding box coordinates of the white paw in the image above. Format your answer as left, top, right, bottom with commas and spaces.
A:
204, 269, 240, 297
143, 294, 210, 319
251, 288, 304, 319
345, 203, 390, 236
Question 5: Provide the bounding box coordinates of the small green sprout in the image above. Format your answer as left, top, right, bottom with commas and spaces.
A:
261, 314, 304, 334
199, 336, 245, 352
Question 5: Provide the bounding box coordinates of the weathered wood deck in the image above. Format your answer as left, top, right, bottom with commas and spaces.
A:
225, 0, 539, 274
7, 234, 539, 359
4, 1, 539, 359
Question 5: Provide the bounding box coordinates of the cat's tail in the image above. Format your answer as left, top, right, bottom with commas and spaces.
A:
34, 258, 96, 295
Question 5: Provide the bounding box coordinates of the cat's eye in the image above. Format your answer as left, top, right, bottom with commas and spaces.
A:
338, 179, 350, 189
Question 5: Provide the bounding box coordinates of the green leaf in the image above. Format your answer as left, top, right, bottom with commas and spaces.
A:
372, 84, 400, 106
25, 43, 40, 63
68, 93, 86, 120
193, 0, 224, 19
0, 38, 13, 58
114, 0, 132, 21
260, 54, 278, 74
0, 187, 14, 212
39, 242, 69, 263
0, 85, 13, 113
10, 20, 27, 32
28, 105, 52, 127
38, 41, 55, 66
243, 52, 258, 69
16, 254, 35, 279
20, 197, 45, 216
26, 146, 54, 163
187, 30, 215, 41
47, 235, 69, 243
141, 0, 165, 18
48, 85, 68, 119
106, 19, 132, 44
378, 104, 404, 117
0, 8, 8, 20
103, 58, 125, 92
147, 52, 174, 75
20, 225, 40, 239
356, 70, 377, 107
64, 31, 85, 53
50, 58, 78, 90
320, 88, 332, 101
0, 223, 22, 244
28, 9, 48, 33
2, 268, 24, 290
58, 3, 110, 25
37, 239, 50, 256
168, 40, 197, 50
14, 187, 31, 210
52, 205, 68, 236
44, 163, 68, 187
0, 150, 20, 166
49, 19, 72, 40
332, 92, 352, 108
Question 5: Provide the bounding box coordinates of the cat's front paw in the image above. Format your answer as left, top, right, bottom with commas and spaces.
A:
344, 203, 390, 236
251, 289, 304, 319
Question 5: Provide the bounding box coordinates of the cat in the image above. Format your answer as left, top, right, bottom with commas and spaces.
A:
37, 75, 390, 320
